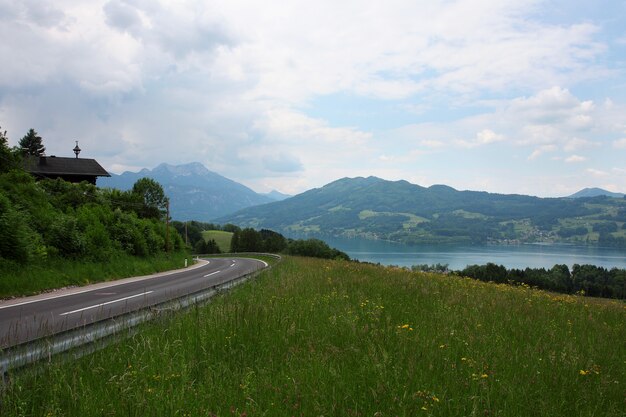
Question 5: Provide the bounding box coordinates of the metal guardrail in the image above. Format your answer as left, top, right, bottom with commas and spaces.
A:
0, 254, 281, 377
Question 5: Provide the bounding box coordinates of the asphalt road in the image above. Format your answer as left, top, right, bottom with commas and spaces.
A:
0, 257, 268, 349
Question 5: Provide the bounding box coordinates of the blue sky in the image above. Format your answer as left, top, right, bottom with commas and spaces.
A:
1, 0, 625, 197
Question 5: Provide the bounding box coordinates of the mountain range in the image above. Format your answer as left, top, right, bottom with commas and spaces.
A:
98, 162, 289, 221
98, 163, 625, 246
220, 176, 626, 246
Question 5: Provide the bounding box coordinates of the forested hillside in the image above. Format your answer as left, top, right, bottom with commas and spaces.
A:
221, 176, 626, 246
0, 170, 184, 265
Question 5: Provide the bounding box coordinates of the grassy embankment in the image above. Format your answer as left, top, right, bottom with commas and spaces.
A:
1, 256, 624, 416
0, 251, 193, 299
201, 230, 233, 252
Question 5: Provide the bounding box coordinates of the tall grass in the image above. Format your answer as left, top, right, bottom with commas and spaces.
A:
0, 251, 193, 298
1, 257, 624, 416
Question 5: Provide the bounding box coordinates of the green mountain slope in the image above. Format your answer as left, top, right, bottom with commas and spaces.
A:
568, 187, 625, 199
219, 176, 626, 245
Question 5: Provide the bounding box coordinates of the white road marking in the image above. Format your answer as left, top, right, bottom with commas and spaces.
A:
0, 260, 212, 309
0, 287, 105, 310
59, 291, 154, 316
203, 270, 221, 277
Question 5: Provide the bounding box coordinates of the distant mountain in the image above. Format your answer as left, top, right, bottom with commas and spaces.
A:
219, 176, 626, 246
263, 190, 292, 201
568, 188, 624, 199
99, 162, 274, 221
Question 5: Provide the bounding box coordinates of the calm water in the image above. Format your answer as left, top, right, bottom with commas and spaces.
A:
320, 237, 626, 270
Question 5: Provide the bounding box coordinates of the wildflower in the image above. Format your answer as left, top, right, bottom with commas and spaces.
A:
579, 370, 589, 376
481, 374, 488, 379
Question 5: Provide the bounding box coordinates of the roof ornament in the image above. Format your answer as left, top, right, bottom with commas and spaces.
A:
73, 141, 81, 158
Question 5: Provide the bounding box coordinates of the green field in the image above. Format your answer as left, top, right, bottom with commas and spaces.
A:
2, 257, 624, 416
201, 230, 233, 252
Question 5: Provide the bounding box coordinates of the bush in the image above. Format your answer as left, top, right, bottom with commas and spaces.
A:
0, 192, 42, 262
285, 238, 350, 260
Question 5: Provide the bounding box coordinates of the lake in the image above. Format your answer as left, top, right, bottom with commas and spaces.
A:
320, 237, 626, 270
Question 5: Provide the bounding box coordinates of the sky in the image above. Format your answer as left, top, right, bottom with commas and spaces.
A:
1, 0, 626, 197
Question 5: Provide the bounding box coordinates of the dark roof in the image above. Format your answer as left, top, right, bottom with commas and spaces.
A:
24, 156, 111, 178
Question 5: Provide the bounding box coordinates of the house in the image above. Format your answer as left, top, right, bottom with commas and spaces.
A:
23, 142, 110, 185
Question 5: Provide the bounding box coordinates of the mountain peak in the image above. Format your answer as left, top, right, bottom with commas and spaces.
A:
154, 162, 212, 176
98, 162, 273, 221
568, 187, 624, 199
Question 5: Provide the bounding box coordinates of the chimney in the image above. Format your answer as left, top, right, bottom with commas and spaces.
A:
73, 141, 81, 158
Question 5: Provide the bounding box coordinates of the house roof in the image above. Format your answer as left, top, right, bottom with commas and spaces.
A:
24, 156, 111, 178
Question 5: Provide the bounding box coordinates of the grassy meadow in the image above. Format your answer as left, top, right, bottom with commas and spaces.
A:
1, 256, 624, 416
202, 230, 234, 252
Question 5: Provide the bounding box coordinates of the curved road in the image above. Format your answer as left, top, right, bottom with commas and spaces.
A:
0, 257, 267, 349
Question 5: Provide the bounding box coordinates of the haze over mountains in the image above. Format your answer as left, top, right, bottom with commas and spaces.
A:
99, 162, 289, 221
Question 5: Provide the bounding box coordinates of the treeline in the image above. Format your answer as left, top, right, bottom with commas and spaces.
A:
171, 220, 350, 261
458, 263, 626, 299
0, 170, 183, 265
232, 227, 350, 260
171, 221, 226, 254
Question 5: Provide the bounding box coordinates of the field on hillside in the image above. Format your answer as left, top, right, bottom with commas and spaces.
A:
1, 257, 624, 416
201, 230, 233, 252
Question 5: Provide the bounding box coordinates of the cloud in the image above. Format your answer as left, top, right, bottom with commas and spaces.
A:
564, 137, 596, 152
505, 87, 595, 144
565, 155, 586, 163
456, 129, 504, 148
262, 153, 303, 173
528, 145, 558, 160
420, 139, 445, 149
103, 0, 235, 58
103, 0, 144, 34
613, 138, 626, 149
586, 168, 609, 177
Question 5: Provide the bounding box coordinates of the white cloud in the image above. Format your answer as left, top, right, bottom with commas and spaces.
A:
565, 155, 586, 163
456, 129, 504, 148
564, 137, 596, 152
613, 138, 626, 149
528, 145, 558, 160
586, 168, 610, 177
420, 139, 446, 149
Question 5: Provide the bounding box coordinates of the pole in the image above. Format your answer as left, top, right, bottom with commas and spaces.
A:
165, 200, 170, 252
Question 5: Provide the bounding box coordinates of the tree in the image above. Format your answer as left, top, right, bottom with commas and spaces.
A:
19, 128, 46, 156
132, 178, 168, 220
1, 126, 17, 173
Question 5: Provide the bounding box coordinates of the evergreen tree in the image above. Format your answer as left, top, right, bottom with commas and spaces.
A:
19, 128, 46, 156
